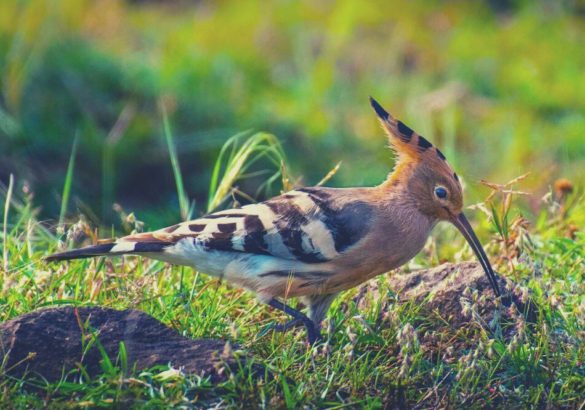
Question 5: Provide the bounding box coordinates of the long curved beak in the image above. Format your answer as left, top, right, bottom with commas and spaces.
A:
451, 212, 501, 298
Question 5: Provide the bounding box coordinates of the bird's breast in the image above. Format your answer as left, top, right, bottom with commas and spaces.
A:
311, 209, 436, 294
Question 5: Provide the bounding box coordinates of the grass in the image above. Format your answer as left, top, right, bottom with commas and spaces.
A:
1, 1, 584, 407
58, 133, 79, 228
162, 102, 191, 221
207, 131, 286, 213
2, 173, 13, 273
2, 1, 585, 225
0, 132, 584, 408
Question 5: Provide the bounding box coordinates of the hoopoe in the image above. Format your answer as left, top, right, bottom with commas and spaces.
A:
46, 98, 501, 344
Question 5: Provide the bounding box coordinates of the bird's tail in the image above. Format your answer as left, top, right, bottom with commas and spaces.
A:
45, 240, 172, 262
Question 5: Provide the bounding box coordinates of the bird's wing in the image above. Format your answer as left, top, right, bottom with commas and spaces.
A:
121, 187, 375, 264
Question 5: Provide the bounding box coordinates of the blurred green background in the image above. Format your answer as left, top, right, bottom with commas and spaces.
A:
1, 0, 584, 229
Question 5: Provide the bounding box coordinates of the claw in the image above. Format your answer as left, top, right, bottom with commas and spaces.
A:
271, 318, 303, 332
259, 318, 303, 338
266, 298, 323, 345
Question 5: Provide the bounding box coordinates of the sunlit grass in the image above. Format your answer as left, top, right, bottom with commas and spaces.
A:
2, 174, 13, 273
1, 0, 584, 406
161, 102, 191, 221
207, 131, 285, 212
0, 131, 584, 407
58, 134, 79, 228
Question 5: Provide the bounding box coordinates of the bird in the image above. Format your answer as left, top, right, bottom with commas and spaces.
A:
46, 97, 501, 344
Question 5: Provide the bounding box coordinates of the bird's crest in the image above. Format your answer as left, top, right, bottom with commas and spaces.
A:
369, 97, 459, 183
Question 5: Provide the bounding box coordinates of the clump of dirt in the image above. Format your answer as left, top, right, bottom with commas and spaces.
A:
0, 307, 252, 383
389, 261, 535, 325
386, 261, 537, 358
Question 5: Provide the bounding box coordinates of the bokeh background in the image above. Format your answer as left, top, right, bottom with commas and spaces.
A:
1, 0, 584, 229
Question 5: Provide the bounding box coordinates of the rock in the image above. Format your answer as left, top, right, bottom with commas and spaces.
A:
387, 261, 536, 327
0, 307, 250, 383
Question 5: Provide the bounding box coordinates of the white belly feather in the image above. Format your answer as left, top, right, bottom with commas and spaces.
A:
155, 238, 333, 301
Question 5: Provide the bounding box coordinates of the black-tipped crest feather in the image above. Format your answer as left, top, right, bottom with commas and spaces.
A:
369, 96, 389, 120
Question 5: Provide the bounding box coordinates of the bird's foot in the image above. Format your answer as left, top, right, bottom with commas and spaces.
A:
259, 319, 322, 345
265, 298, 323, 346
272, 318, 304, 332
259, 318, 303, 338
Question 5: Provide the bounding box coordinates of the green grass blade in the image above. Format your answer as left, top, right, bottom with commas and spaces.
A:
161, 105, 189, 221
58, 133, 79, 228
281, 376, 294, 409
2, 173, 14, 272
207, 132, 285, 212
101, 143, 115, 221
118, 341, 128, 374
207, 130, 252, 212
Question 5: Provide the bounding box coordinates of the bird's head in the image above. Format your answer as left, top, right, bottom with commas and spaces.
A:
370, 97, 501, 298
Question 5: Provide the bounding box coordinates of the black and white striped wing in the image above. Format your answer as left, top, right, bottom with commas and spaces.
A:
141, 188, 374, 264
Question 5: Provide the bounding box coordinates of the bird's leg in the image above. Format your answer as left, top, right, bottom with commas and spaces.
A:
267, 298, 321, 344
306, 293, 338, 328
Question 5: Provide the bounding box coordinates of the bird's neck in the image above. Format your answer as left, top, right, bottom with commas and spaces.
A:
377, 160, 415, 198
375, 163, 437, 227
365, 179, 438, 270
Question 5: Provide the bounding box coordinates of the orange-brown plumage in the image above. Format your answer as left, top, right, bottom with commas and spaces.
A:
46, 97, 500, 344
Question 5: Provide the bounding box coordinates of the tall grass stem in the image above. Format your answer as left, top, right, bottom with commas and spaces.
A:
207, 132, 285, 212
161, 106, 189, 220
2, 173, 14, 273
59, 133, 79, 228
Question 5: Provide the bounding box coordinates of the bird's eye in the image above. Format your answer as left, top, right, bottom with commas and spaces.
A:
434, 186, 448, 200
